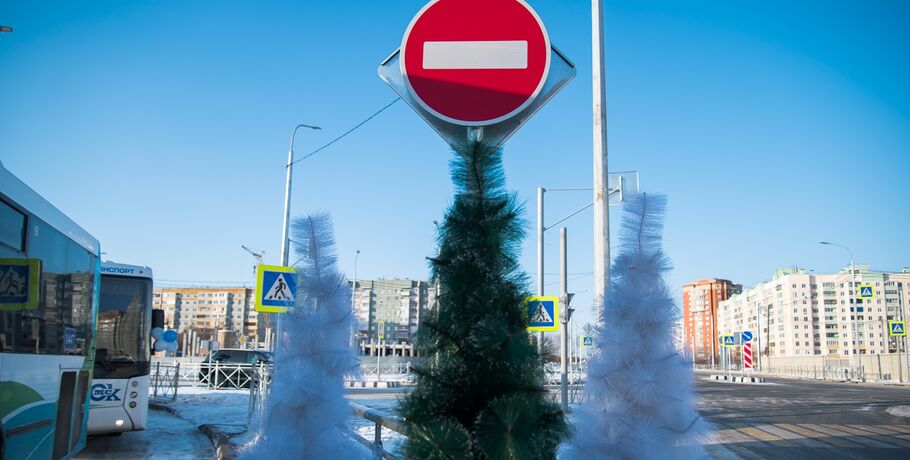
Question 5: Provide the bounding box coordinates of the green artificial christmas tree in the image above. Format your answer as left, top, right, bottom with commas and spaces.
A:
398, 141, 569, 459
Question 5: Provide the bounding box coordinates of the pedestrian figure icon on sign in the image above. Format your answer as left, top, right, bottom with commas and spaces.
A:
889, 321, 907, 337
265, 274, 293, 301
532, 303, 553, 323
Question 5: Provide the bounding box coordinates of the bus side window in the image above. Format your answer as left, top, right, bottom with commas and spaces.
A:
0, 198, 27, 252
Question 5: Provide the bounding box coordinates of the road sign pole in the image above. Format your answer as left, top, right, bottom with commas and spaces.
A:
278, 124, 320, 355
710, 315, 716, 369
850, 260, 861, 379
821, 242, 861, 379
903, 290, 910, 383
560, 228, 569, 412
538, 187, 545, 353
900, 325, 904, 383
756, 302, 761, 371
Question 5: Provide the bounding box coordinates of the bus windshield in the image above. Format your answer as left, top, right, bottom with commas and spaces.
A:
95, 275, 152, 379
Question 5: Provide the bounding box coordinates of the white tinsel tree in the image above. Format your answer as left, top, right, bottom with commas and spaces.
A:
239, 212, 366, 459
568, 193, 710, 459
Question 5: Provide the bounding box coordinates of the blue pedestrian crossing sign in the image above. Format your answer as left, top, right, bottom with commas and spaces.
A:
741, 330, 753, 342
0, 258, 41, 311
858, 284, 874, 300
581, 335, 595, 348
720, 334, 735, 347
255, 265, 297, 313
526, 296, 559, 332
889, 321, 907, 337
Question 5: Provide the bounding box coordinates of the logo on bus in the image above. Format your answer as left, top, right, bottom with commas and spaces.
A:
91, 383, 122, 402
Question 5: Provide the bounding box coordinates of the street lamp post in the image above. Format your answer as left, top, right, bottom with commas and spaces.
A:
281, 124, 321, 267
820, 241, 862, 379
766, 302, 772, 372
352, 249, 360, 349
275, 123, 320, 355
755, 301, 762, 372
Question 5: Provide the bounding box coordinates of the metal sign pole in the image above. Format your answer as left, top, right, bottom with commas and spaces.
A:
903, 289, 910, 383
279, 124, 320, 356
560, 228, 569, 412
537, 187, 545, 353
756, 302, 761, 371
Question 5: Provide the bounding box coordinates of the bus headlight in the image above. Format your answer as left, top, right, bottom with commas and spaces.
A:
130, 391, 138, 399
131, 381, 139, 388
129, 402, 137, 408
115, 419, 125, 427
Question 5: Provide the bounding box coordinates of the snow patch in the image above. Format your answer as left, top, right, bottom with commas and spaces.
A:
886, 405, 910, 418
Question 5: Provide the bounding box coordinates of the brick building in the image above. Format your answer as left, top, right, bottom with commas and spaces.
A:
682, 278, 742, 364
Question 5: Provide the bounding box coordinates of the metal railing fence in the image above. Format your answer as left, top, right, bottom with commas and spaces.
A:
151, 361, 179, 400
347, 403, 405, 460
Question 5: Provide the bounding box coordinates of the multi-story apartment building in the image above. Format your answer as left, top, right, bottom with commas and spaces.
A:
718, 266, 910, 359
351, 279, 436, 347
153, 287, 265, 346
682, 278, 742, 364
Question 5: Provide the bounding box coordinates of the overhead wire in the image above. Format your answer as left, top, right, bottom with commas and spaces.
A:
290, 97, 401, 166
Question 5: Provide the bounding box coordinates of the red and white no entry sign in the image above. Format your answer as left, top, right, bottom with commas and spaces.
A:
400, 0, 551, 126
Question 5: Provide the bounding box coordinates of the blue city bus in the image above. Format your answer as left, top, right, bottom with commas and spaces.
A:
0, 161, 101, 459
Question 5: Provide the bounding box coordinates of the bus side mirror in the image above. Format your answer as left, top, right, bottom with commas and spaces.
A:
151, 309, 165, 354
151, 309, 165, 330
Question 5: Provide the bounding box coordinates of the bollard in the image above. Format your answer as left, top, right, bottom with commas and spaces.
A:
372, 420, 384, 459
247, 366, 256, 426
153, 362, 160, 398
173, 362, 180, 400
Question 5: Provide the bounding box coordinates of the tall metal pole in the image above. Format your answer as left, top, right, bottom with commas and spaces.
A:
901, 288, 910, 384
755, 301, 761, 371
850, 259, 860, 378
821, 241, 861, 379
592, 0, 610, 322
710, 307, 715, 369
537, 187, 545, 353
281, 124, 321, 267
278, 123, 320, 354
767, 303, 772, 372
560, 228, 569, 412
352, 250, 360, 349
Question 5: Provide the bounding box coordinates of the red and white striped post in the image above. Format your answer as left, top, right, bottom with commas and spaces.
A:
743, 341, 754, 371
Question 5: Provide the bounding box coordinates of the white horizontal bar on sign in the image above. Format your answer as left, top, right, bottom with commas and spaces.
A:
422, 40, 528, 70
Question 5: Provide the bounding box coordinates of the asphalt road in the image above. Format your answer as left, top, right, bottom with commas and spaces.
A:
75, 376, 910, 459
698, 373, 910, 459
76, 409, 215, 460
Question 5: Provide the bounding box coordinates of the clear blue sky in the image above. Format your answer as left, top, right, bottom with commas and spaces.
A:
2, 1, 908, 327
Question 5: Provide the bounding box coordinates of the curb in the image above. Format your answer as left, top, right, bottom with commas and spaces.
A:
149, 400, 245, 460
709, 374, 765, 384
345, 381, 402, 389
199, 424, 246, 460
148, 401, 180, 416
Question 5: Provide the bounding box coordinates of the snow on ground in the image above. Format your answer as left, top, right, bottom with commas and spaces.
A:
152, 387, 409, 456
153, 387, 585, 458
887, 405, 910, 418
